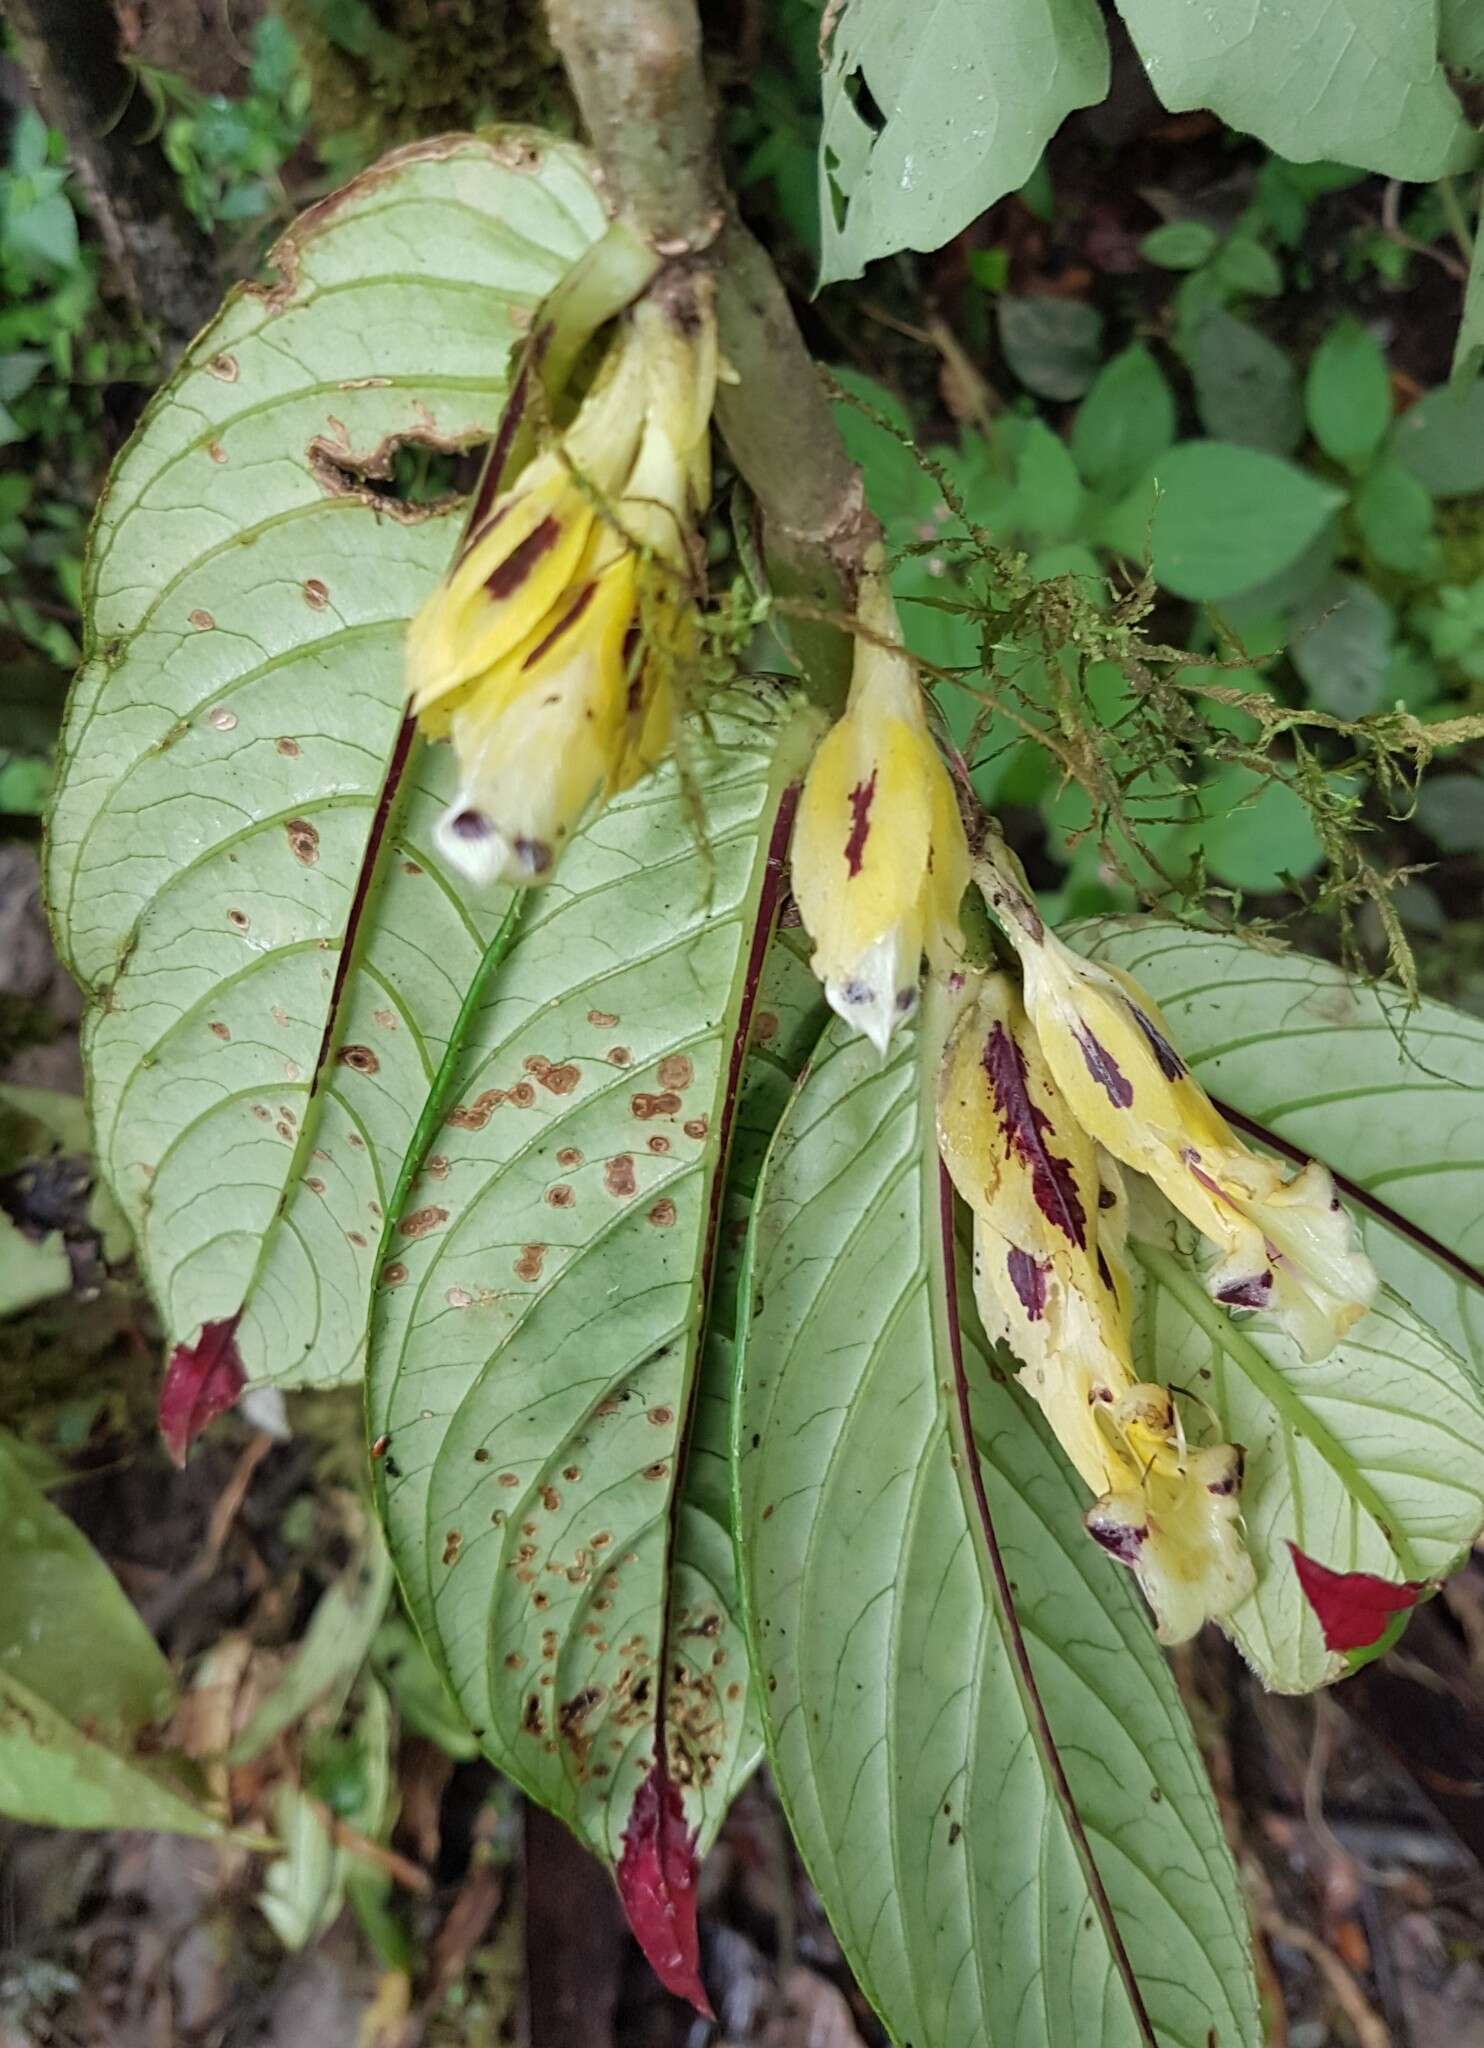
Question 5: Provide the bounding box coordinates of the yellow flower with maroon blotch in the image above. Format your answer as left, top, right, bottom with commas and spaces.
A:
406, 285, 717, 886
1085, 1390, 1254, 1648
792, 571, 968, 1054
937, 970, 1256, 1643
975, 835, 1377, 1360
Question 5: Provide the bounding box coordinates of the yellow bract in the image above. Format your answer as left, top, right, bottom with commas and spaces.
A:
936, 971, 1256, 1643
792, 573, 968, 1054
976, 835, 1376, 1359
404, 287, 716, 887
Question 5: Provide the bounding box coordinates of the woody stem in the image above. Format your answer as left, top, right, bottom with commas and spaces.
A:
542, 0, 877, 701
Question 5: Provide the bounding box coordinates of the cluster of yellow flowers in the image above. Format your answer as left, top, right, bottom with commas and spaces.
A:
406, 303, 1378, 1646
405, 284, 716, 886
789, 585, 1377, 1642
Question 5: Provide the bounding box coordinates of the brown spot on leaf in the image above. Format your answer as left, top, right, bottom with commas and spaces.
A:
632, 1091, 682, 1120
381, 1261, 408, 1287
286, 818, 319, 865
546, 1183, 574, 1207
304, 1176, 326, 1196
657, 1054, 693, 1092
276, 736, 301, 757
588, 1009, 619, 1028
604, 1155, 637, 1198
499, 1471, 521, 1488
683, 1117, 709, 1141
607, 1047, 633, 1067
399, 1205, 448, 1238
648, 1406, 674, 1429
337, 1043, 380, 1074
515, 1243, 546, 1282
752, 1012, 779, 1045
227, 908, 250, 931
648, 1200, 677, 1229
523, 1054, 580, 1094
303, 578, 329, 609
647, 1135, 671, 1154
556, 1146, 583, 1168
522, 1694, 544, 1736
208, 352, 239, 381
510, 1081, 537, 1109
210, 1021, 230, 1041
447, 1089, 503, 1130
189, 609, 215, 631
207, 704, 237, 731
541, 1485, 561, 1512
442, 1530, 463, 1566
505, 1651, 525, 1670
642, 1461, 669, 1482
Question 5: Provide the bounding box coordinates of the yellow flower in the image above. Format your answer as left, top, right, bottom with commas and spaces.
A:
1086, 1415, 1254, 1648
937, 971, 1134, 1495
407, 287, 716, 886
937, 970, 1255, 1643
792, 572, 968, 1053
975, 837, 1376, 1359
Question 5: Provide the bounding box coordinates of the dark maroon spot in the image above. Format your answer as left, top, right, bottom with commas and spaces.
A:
1096, 1248, 1115, 1293
843, 769, 877, 878
1207, 1448, 1245, 1497
511, 836, 552, 875
616, 1763, 712, 2018
486, 515, 561, 600
895, 985, 918, 1014
451, 808, 494, 841
1216, 1271, 1272, 1309
1127, 1003, 1187, 1081
1074, 1027, 1134, 1109
982, 1022, 1088, 1249
1288, 1543, 1425, 1653
159, 1312, 245, 1466
1087, 1514, 1147, 1565
521, 579, 597, 669
1006, 1248, 1050, 1320
1098, 1186, 1117, 1210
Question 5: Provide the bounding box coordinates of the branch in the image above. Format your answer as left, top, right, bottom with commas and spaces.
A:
6, 0, 219, 354
543, 0, 877, 698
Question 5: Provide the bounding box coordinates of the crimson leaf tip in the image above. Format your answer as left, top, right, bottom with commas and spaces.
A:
159, 1312, 246, 1466
1288, 1540, 1425, 1653
616, 1762, 712, 2018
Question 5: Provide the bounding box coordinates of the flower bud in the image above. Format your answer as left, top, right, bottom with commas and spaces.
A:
976, 837, 1377, 1359
792, 575, 968, 1053
407, 287, 716, 886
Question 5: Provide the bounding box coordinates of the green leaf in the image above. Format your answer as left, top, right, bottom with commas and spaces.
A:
1186, 312, 1303, 455
1113, 0, 1479, 180
368, 691, 818, 1872
1149, 442, 1344, 601
1069, 922, 1484, 1420
1014, 416, 1085, 539
1416, 771, 1484, 853
1452, 223, 1484, 390
996, 294, 1104, 401
1352, 457, 1440, 578
817, 0, 1110, 284
47, 135, 607, 1392
1390, 381, 1484, 496
1306, 318, 1392, 469
735, 996, 1260, 2048
0, 1214, 71, 1317
0, 1433, 217, 1832
1192, 764, 1323, 892
1441, 0, 1484, 74
1071, 344, 1176, 494
1290, 574, 1396, 717
1138, 219, 1218, 269
1210, 233, 1283, 299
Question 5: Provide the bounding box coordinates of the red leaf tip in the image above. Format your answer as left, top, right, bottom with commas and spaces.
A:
159, 1312, 246, 1466
616, 1762, 712, 2018
1288, 1541, 1425, 1653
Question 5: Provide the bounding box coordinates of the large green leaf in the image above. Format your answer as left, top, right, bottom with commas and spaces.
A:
0, 1434, 216, 1833
817, 0, 1109, 285
1114, 0, 1478, 180
46, 134, 607, 1390
1074, 923, 1484, 1689
368, 689, 818, 1880
734, 992, 1259, 2048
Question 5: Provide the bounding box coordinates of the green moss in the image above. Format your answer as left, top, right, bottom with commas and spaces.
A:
276, 0, 573, 161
